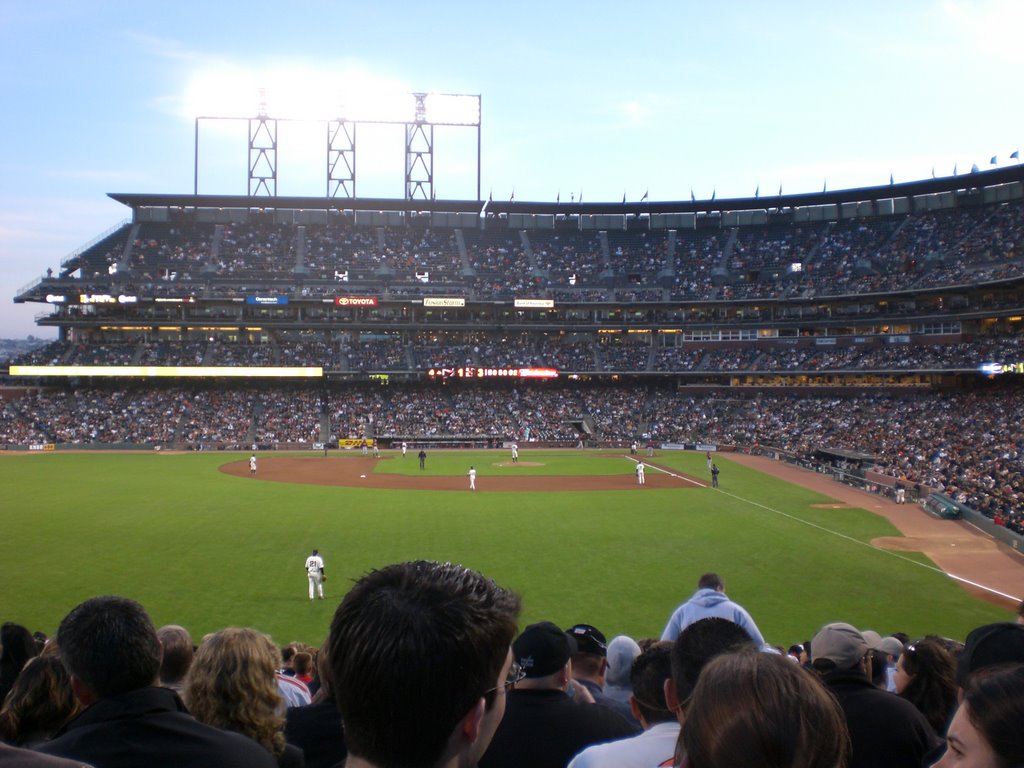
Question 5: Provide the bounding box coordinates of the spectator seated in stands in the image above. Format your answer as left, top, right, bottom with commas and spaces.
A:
155, 625, 193, 695
36, 596, 277, 768
680, 648, 849, 768
479, 621, 638, 768
328, 561, 522, 768
184, 627, 303, 768
0, 656, 80, 748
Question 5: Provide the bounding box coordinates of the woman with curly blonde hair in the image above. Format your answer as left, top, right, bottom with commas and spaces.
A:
184, 628, 303, 768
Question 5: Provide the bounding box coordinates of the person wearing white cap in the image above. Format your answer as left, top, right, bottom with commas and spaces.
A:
811, 622, 939, 768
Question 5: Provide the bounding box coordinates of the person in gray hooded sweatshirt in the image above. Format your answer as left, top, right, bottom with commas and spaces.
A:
659, 572, 766, 647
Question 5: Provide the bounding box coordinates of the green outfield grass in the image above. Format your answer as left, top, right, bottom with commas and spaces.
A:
0, 449, 1010, 648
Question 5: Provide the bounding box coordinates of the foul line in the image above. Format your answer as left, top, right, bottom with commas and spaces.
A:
714, 486, 1022, 604
625, 456, 706, 487
623, 456, 1020, 604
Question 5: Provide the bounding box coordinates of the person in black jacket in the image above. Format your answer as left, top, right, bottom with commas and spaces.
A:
479, 621, 639, 768
811, 622, 939, 768
35, 596, 276, 768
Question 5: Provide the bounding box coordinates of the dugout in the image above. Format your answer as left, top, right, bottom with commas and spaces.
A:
813, 447, 879, 472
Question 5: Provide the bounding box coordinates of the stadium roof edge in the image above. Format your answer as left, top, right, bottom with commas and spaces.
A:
107, 164, 1024, 216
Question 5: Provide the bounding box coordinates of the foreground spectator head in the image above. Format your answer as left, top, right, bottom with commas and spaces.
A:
697, 573, 724, 591
568, 623, 608, 684
668, 617, 756, 718
955, 622, 1024, 687
292, 651, 313, 680
156, 624, 193, 693
894, 637, 958, 736
812, 621, 939, 768
39, 596, 277, 768
0, 622, 38, 703
328, 560, 521, 768
936, 664, 1024, 768
184, 627, 288, 760
811, 622, 876, 674
514, 621, 577, 683
680, 650, 849, 768
56, 596, 160, 703
605, 634, 643, 690
629, 641, 676, 726
0, 656, 80, 747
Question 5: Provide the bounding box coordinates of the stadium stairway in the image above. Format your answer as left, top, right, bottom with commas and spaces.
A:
245, 401, 260, 447
454, 229, 471, 271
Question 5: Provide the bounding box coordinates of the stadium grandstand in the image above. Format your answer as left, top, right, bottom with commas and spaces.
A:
4, 164, 1024, 541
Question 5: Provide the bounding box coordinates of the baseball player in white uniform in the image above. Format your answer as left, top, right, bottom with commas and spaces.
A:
305, 549, 325, 601
468, 466, 477, 491
401, 441, 408, 457
636, 461, 645, 485
511, 443, 519, 463
249, 454, 257, 475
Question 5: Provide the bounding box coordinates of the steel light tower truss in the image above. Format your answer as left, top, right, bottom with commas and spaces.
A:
406, 95, 434, 200
248, 112, 278, 197
327, 120, 356, 198
194, 92, 481, 200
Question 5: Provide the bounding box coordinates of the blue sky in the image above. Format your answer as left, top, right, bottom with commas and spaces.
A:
2, 0, 1022, 338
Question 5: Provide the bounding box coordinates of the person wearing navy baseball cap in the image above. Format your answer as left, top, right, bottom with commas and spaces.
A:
481, 622, 637, 768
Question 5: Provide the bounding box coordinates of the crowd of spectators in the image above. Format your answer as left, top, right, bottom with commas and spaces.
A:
22, 331, 1021, 374
3, 571, 1022, 768
28, 198, 1024, 307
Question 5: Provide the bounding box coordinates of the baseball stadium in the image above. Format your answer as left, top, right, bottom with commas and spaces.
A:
3, 103, 1023, 650
7, 6, 1024, 765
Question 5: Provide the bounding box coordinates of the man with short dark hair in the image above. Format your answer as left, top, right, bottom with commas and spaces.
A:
665, 616, 756, 721
568, 641, 679, 768
328, 560, 522, 768
811, 622, 937, 768
660, 572, 765, 646
36, 596, 276, 768
479, 621, 638, 768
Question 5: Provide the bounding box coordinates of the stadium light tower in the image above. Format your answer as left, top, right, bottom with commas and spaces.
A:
194, 91, 482, 201
249, 90, 277, 197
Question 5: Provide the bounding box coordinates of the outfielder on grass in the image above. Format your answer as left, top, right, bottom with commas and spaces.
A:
306, 549, 325, 601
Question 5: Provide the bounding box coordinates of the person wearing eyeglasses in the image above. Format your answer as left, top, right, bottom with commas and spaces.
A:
327, 561, 522, 768
479, 621, 638, 768
810, 622, 939, 768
